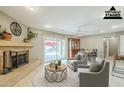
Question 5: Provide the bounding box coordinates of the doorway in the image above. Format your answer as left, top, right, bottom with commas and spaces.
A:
103, 37, 118, 58
104, 38, 109, 58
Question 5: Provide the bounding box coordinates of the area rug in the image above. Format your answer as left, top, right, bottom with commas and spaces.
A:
32, 65, 79, 87
112, 69, 124, 79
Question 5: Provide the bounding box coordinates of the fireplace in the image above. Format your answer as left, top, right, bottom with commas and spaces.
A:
2, 50, 29, 74
0, 40, 32, 74
10, 50, 29, 68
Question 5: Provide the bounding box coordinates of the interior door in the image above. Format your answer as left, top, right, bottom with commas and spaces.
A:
104, 37, 118, 58
109, 38, 118, 56
103, 38, 109, 58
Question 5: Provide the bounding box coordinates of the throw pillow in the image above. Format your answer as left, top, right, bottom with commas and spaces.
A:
80, 54, 87, 64
80, 53, 85, 58
89, 63, 100, 72
74, 54, 80, 60
96, 57, 104, 71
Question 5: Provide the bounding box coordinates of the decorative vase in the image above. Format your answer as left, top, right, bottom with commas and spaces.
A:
3, 33, 12, 40
24, 38, 30, 42
55, 63, 58, 70
58, 60, 61, 66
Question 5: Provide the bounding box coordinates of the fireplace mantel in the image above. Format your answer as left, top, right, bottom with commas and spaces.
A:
0, 40, 32, 47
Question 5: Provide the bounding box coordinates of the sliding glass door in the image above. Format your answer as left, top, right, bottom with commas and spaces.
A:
45, 37, 65, 62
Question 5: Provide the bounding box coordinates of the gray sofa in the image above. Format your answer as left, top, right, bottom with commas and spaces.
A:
67, 53, 87, 71
78, 57, 110, 87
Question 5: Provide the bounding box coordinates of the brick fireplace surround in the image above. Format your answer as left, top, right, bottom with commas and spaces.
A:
0, 40, 32, 74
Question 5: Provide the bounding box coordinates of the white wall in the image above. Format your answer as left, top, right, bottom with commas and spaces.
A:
80, 35, 104, 57
0, 11, 27, 42
30, 28, 72, 62
0, 11, 73, 62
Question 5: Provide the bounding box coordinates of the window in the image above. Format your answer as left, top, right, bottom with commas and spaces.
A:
45, 37, 66, 62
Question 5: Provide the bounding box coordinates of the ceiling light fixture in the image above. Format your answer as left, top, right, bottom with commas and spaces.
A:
29, 7, 34, 11
26, 6, 37, 12
44, 25, 52, 28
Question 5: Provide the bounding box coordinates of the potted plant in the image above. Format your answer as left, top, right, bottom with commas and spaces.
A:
58, 60, 61, 66
24, 27, 38, 42
0, 25, 12, 40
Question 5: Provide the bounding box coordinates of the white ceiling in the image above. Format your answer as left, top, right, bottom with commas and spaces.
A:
0, 6, 124, 37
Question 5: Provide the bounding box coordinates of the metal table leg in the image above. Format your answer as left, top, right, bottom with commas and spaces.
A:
45, 68, 67, 82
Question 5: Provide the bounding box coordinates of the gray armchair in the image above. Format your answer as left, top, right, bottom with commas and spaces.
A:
78, 61, 109, 87
67, 54, 87, 71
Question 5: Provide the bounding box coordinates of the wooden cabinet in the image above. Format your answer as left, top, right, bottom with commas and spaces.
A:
68, 38, 80, 59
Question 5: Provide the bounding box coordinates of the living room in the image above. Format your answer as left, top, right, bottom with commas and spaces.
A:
0, 6, 124, 87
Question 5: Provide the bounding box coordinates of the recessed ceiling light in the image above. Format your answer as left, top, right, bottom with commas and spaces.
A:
26, 6, 37, 12
112, 25, 119, 29
29, 7, 34, 11
44, 25, 52, 28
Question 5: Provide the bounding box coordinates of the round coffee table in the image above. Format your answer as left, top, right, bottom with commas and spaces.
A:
45, 64, 67, 82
